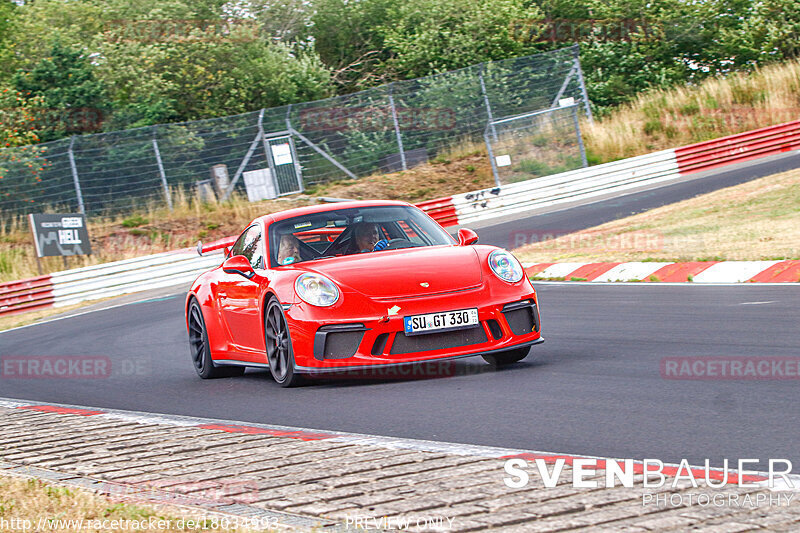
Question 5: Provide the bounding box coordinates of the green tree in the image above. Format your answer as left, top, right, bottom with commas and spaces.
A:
12, 42, 108, 142
0, 0, 17, 76
0, 88, 45, 147
379, 0, 536, 78
97, 30, 332, 128
311, 0, 538, 89
311, 0, 395, 89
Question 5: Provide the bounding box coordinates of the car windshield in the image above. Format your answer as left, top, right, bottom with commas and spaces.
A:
269, 205, 455, 267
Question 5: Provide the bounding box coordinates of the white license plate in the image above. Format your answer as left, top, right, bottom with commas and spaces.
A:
403, 308, 479, 336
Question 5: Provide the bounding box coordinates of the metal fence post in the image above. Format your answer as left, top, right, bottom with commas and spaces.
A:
479, 64, 498, 142
67, 136, 86, 214
572, 106, 588, 168
258, 109, 279, 193
152, 126, 173, 210
388, 84, 407, 171
573, 47, 594, 124
551, 64, 576, 108
484, 129, 501, 187
222, 129, 263, 201
285, 105, 306, 192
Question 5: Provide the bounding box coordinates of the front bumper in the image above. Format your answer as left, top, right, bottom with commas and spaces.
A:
295, 337, 544, 374
285, 285, 542, 370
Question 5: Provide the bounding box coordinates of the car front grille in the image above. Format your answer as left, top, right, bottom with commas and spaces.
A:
314, 324, 366, 360
502, 300, 540, 336
389, 326, 488, 355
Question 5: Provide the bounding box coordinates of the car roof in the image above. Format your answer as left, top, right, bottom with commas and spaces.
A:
253, 200, 414, 226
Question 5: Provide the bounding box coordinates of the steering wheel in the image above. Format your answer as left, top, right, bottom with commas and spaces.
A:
381, 238, 419, 251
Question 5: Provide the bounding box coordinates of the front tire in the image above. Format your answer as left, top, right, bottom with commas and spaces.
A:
187, 299, 245, 379
482, 346, 530, 367
264, 298, 302, 387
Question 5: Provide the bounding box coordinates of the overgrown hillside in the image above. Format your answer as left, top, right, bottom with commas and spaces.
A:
585, 59, 800, 162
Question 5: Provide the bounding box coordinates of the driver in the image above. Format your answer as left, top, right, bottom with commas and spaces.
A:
351, 223, 388, 254
277, 234, 302, 265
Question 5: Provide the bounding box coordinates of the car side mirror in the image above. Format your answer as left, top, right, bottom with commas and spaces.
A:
222, 255, 255, 279
457, 228, 479, 246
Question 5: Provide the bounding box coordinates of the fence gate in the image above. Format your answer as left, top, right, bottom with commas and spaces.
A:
264, 133, 303, 195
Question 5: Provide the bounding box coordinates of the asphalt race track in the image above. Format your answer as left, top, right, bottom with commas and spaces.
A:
3, 284, 799, 472
3, 157, 800, 471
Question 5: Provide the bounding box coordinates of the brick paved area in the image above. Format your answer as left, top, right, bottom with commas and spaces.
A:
1, 402, 798, 532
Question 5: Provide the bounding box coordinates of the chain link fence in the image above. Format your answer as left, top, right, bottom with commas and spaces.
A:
0, 45, 590, 220
486, 103, 588, 186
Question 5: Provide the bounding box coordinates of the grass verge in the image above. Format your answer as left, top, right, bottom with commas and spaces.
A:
0, 476, 252, 532
513, 167, 800, 264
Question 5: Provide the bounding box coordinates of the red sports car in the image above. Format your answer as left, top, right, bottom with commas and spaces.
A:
186, 200, 542, 386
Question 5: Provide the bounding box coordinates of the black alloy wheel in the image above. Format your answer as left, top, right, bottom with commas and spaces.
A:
188, 299, 244, 379
265, 298, 302, 387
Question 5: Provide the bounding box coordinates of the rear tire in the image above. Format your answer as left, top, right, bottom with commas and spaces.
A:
264, 298, 303, 387
188, 299, 245, 379
482, 346, 530, 367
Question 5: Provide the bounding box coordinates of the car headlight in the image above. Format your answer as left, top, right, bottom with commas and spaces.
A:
488, 250, 524, 283
295, 273, 339, 307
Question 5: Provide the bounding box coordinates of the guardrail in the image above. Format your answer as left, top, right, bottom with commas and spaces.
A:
456, 149, 679, 225
675, 119, 800, 174
4, 119, 799, 317
415, 197, 459, 227
0, 276, 55, 316
424, 118, 800, 227
0, 251, 221, 317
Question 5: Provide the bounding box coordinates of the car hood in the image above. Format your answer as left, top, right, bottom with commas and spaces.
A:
306, 246, 483, 299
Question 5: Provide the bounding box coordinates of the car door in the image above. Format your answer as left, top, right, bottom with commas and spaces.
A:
219, 224, 267, 359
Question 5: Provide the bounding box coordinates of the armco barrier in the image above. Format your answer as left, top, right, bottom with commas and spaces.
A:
0, 276, 55, 316
415, 196, 458, 227
456, 149, 679, 225
50, 250, 222, 308
676, 119, 800, 175
0, 250, 221, 317
443, 119, 800, 227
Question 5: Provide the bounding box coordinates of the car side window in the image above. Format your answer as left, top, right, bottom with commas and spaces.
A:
230, 225, 264, 269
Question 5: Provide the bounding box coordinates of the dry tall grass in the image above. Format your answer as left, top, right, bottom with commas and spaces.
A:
584, 60, 800, 162
0, 476, 249, 532
514, 167, 800, 264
